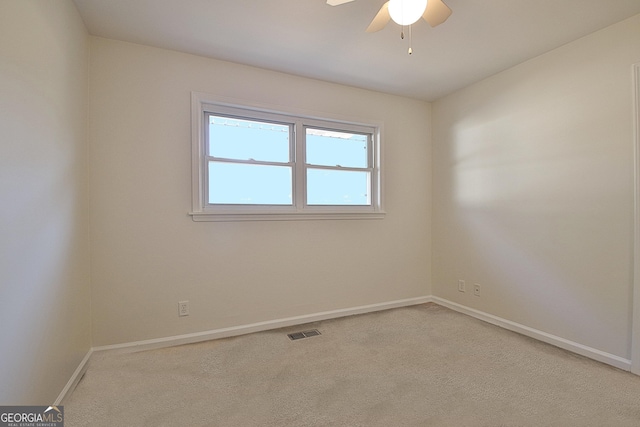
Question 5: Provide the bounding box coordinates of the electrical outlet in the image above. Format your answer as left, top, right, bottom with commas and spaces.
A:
458, 280, 466, 292
473, 284, 481, 296
178, 301, 189, 317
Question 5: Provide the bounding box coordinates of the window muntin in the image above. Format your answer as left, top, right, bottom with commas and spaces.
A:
191, 94, 383, 220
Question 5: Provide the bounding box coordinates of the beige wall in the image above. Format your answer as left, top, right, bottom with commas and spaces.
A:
432, 14, 640, 358
88, 38, 432, 346
0, 1, 91, 404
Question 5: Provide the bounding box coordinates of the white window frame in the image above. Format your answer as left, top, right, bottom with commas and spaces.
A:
190, 92, 384, 221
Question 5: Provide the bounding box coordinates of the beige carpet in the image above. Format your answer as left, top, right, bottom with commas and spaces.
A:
64, 303, 640, 426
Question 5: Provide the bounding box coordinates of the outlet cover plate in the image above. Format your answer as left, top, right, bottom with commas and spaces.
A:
178, 301, 189, 317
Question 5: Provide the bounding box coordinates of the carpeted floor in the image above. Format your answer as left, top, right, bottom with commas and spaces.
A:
64, 303, 640, 426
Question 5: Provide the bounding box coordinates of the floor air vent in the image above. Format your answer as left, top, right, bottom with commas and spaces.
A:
287, 329, 321, 341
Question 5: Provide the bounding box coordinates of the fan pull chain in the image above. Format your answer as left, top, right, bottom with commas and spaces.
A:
400, 25, 413, 55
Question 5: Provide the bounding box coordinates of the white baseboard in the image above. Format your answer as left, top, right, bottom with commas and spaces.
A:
92, 296, 434, 354
61, 294, 633, 402
54, 348, 93, 405
432, 296, 632, 371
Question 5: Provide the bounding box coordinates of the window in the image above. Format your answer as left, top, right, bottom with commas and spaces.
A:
190, 93, 384, 221
207, 115, 293, 206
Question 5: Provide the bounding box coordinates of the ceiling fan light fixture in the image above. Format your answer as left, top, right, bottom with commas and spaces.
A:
388, 0, 428, 26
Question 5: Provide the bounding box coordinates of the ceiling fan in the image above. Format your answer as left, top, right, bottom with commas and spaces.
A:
327, 0, 452, 53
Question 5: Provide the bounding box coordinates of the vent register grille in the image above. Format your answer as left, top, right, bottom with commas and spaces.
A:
287, 329, 321, 341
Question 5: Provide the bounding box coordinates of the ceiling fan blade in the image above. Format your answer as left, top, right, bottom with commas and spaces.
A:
366, 1, 390, 33
326, 0, 355, 5
422, 0, 452, 27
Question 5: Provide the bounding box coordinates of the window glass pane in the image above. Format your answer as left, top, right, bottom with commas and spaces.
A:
306, 128, 368, 168
209, 162, 292, 205
209, 116, 290, 163
306, 169, 370, 206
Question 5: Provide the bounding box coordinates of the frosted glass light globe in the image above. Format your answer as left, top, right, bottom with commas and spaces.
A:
388, 0, 428, 26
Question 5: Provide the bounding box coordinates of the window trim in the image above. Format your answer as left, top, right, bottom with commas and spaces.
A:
190, 92, 385, 221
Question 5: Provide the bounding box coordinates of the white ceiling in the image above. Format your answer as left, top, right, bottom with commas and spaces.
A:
73, 0, 640, 101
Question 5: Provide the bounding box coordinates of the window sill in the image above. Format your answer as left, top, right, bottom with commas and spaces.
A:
189, 210, 386, 222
